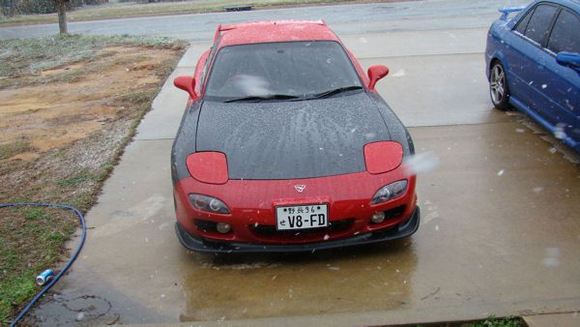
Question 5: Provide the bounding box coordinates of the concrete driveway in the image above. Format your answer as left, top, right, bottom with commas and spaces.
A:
25, 0, 580, 325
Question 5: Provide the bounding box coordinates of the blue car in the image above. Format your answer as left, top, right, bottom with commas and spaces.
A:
485, 0, 580, 152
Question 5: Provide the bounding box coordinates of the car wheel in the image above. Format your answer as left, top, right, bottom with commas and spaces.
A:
489, 61, 510, 111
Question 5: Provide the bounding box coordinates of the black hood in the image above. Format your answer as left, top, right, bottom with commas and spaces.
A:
195, 92, 398, 180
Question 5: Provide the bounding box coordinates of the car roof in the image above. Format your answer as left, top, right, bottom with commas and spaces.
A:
214, 20, 341, 48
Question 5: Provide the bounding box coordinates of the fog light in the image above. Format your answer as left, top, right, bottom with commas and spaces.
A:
371, 212, 386, 224
216, 222, 231, 234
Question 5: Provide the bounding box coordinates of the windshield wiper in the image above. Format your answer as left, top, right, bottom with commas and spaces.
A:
307, 86, 364, 99
224, 94, 300, 103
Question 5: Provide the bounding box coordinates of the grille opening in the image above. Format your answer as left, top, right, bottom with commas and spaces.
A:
194, 219, 218, 233
384, 205, 406, 219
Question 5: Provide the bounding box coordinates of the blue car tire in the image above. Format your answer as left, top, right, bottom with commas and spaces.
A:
489, 61, 511, 111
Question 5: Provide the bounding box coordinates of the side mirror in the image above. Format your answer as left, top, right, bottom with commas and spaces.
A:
556, 52, 580, 70
367, 65, 389, 90
174, 76, 198, 99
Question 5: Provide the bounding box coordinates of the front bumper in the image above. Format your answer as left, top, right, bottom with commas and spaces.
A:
176, 206, 420, 253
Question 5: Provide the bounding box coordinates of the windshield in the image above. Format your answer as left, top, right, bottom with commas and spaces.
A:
204, 41, 363, 100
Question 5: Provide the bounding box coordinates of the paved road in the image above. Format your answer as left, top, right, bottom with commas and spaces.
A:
1, 0, 526, 41
24, 0, 580, 326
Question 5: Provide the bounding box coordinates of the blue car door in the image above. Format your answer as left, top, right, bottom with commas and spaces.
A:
501, 6, 535, 101
505, 4, 559, 119
543, 8, 580, 143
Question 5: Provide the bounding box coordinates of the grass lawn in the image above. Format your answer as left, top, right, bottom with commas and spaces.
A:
470, 317, 524, 327
0, 0, 401, 27
0, 34, 186, 324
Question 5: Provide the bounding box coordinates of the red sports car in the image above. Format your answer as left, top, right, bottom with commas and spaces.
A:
171, 20, 419, 253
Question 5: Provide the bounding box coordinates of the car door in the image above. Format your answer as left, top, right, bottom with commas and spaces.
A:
544, 8, 580, 140
505, 3, 559, 119
499, 6, 534, 98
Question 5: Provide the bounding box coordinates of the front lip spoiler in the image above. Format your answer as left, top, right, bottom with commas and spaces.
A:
175, 207, 420, 253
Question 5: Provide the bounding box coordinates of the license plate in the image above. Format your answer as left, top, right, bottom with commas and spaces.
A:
276, 204, 328, 230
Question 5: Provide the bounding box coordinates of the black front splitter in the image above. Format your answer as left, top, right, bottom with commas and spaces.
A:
175, 207, 420, 254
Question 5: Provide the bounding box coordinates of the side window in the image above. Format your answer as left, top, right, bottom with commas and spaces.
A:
548, 10, 580, 53
197, 43, 220, 93
515, 8, 534, 34
199, 53, 210, 85
202, 39, 221, 87
524, 4, 558, 45
194, 50, 210, 94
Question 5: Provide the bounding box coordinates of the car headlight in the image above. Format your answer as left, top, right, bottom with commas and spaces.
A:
189, 194, 230, 214
371, 180, 408, 204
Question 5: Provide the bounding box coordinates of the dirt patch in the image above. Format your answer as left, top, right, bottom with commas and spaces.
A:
0, 35, 186, 324
0, 45, 174, 156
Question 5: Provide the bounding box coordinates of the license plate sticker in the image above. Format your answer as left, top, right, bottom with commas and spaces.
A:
276, 204, 328, 230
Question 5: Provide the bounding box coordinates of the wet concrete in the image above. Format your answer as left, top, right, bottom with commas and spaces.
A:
524, 312, 580, 327
180, 242, 417, 321
27, 0, 580, 325
367, 52, 511, 127
32, 119, 580, 325
340, 28, 488, 58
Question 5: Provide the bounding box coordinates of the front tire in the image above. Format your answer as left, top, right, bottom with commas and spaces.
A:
489, 61, 510, 111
